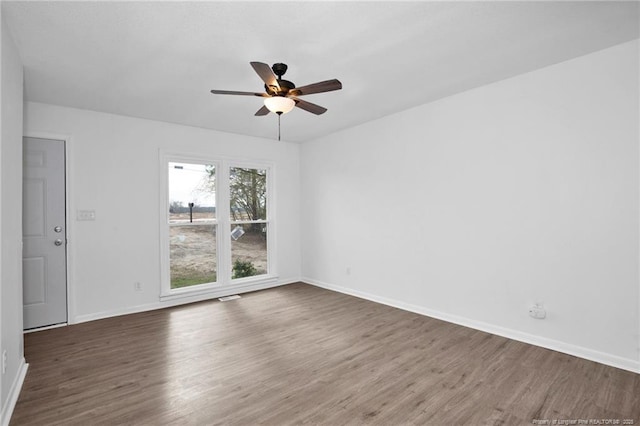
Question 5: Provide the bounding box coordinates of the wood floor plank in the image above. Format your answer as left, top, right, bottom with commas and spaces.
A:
10, 283, 640, 425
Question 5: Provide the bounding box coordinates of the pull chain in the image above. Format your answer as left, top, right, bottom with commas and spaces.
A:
277, 112, 282, 141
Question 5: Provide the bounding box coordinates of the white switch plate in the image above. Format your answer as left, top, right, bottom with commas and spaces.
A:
77, 210, 96, 221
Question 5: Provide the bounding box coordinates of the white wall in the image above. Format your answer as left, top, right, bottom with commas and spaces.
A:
15, 32, 640, 380
0, 10, 27, 425
301, 40, 640, 372
24, 102, 301, 322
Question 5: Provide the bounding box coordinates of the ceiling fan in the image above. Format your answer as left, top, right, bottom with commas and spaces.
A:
210, 62, 342, 117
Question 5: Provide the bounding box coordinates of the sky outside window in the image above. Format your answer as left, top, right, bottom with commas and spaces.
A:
169, 162, 216, 208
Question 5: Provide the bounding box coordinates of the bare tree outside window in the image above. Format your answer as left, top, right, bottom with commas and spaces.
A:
229, 167, 266, 221
228, 167, 268, 279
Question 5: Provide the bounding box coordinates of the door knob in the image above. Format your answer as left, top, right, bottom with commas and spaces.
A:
54, 239, 63, 246
54, 226, 62, 233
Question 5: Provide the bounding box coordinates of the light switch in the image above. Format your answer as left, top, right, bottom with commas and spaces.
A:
77, 210, 96, 221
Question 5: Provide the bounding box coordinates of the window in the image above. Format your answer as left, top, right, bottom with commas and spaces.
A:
161, 155, 274, 297
168, 162, 217, 289
229, 167, 268, 280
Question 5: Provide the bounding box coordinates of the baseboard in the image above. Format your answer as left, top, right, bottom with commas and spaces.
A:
303, 277, 640, 374
24, 322, 68, 334
73, 278, 299, 325
1, 358, 28, 426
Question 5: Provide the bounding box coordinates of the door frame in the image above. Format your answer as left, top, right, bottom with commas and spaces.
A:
23, 131, 75, 328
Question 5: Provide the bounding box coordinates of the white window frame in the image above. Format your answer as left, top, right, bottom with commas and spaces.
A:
159, 151, 277, 300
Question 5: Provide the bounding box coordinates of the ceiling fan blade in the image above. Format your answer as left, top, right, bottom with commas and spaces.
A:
250, 62, 280, 91
210, 89, 268, 97
289, 79, 342, 97
292, 97, 327, 115
255, 105, 270, 116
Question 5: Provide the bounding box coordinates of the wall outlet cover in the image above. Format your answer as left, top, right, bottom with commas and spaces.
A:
77, 210, 96, 221
529, 306, 547, 319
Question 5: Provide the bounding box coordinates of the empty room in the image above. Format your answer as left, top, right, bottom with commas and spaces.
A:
1, 1, 639, 425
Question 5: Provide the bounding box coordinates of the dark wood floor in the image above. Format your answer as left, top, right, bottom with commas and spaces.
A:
11, 283, 640, 425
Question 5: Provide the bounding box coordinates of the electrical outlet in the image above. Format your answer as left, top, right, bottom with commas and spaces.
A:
2, 350, 7, 374
529, 303, 546, 319
134, 282, 142, 292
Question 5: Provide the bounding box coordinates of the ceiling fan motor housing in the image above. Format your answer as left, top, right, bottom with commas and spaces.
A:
266, 79, 295, 96
263, 63, 296, 96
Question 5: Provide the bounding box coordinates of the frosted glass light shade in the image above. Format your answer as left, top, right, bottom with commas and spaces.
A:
264, 96, 295, 114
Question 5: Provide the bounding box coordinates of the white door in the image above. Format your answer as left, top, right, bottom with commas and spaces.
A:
23, 137, 67, 330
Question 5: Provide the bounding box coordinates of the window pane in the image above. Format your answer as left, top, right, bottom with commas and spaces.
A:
231, 224, 267, 279
170, 224, 217, 288
229, 167, 266, 221
169, 162, 216, 223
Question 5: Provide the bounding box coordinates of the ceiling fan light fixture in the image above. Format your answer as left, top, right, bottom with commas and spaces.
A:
264, 96, 295, 114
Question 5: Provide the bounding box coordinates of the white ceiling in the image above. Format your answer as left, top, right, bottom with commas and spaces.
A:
3, 1, 638, 142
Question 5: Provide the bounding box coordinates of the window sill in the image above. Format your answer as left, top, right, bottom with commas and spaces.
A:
160, 275, 279, 303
